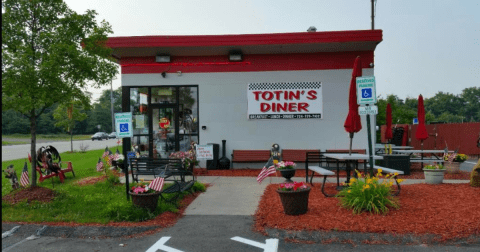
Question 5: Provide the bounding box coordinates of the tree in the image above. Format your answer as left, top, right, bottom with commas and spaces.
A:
53, 100, 89, 152
2, 0, 118, 186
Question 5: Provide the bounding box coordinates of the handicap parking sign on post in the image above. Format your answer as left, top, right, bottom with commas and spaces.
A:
356, 76, 376, 105
115, 112, 133, 138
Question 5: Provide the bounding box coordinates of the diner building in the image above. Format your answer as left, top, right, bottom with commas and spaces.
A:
106, 29, 383, 167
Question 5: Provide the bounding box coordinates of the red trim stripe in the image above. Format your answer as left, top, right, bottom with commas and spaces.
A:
120, 51, 373, 74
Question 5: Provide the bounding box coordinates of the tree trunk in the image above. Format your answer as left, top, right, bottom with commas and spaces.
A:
30, 109, 37, 187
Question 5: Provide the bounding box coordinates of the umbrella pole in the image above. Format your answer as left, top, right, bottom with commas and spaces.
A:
421, 141, 424, 168
349, 132, 354, 155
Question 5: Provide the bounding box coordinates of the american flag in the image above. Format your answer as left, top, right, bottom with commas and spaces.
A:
20, 162, 30, 187
256, 157, 276, 184
149, 177, 165, 192
102, 147, 110, 158
28, 153, 32, 163
96, 158, 104, 172
107, 150, 114, 166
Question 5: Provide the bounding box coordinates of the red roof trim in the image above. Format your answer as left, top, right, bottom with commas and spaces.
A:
107, 30, 382, 48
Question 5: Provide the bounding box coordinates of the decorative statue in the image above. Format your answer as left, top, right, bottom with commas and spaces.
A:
3, 165, 20, 189
271, 143, 281, 164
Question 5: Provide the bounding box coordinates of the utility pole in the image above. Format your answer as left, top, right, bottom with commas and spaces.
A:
111, 80, 114, 132
371, 0, 375, 30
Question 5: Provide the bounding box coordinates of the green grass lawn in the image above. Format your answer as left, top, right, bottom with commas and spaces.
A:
2, 147, 205, 224
2, 134, 92, 142
2, 141, 29, 145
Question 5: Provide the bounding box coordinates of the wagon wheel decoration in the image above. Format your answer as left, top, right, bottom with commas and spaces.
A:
36, 145, 62, 175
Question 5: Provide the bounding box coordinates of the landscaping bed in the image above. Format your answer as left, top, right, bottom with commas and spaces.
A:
254, 183, 480, 244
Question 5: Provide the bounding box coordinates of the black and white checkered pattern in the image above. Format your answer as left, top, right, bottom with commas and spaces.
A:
248, 82, 322, 90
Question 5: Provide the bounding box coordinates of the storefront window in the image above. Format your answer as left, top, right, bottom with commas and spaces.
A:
151, 87, 176, 104
179, 87, 198, 151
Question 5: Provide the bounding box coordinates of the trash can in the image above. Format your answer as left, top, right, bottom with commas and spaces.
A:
206, 143, 219, 170
381, 154, 411, 175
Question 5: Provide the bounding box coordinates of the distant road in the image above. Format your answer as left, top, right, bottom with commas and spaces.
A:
2, 138, 121, 162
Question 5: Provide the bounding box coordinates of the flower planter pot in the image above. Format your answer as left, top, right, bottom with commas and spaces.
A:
277, 169, 296, 183
129, 191, 161, 212
445, 162, 461, 174
423, 169, 446, 184
276, 188, 310, 215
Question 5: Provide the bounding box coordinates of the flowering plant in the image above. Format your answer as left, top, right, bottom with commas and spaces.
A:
336, 169, 401, 214
424, 163, 445, 170
130, 180, 155, 194
115, 154, 125, 164
278, 181, 309, 191
276, 161, 296, 170
443, 153, 468, 163
169, 150, 198, 169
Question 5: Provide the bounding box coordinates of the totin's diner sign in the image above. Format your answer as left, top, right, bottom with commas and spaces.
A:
247, 82, 323, 119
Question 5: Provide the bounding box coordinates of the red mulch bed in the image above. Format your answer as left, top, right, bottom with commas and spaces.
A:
254, 183, 480, 242
2, 186, 58, 205
193, 168, 471, 180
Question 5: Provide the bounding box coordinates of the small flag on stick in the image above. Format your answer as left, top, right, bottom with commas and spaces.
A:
149, 177, 165, 192
28, 153, 32, 163
20, 162, 30, 187
113, 149, 120, 161
102, 147, 110, 158
96, 158, 104, 172
256, 157, 276, 184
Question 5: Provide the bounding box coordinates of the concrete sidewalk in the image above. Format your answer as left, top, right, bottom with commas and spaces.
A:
120, 175, 471, 216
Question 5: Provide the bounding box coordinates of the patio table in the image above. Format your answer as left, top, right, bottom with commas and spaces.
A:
375, 145, 413, 154
322, 153, 384, 190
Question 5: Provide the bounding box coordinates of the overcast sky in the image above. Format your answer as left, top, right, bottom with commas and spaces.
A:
64, 0, 479, 103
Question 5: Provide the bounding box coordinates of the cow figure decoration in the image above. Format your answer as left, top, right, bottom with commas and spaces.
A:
3, 165, 20, 189
36, 145, 62, 175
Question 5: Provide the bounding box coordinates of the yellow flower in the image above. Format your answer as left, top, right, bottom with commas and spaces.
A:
366, 178, 373, 184
397, 179, 403, 183
347, 190, 351, 193
350, 178, 356, 183
394, 172, 399, 176
385, 174, 390, 178
388, 182, 393, 186
363, 184, 370, 189
378, 169, 383, 173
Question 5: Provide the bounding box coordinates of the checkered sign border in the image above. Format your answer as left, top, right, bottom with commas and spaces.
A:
248, 82, 322, 90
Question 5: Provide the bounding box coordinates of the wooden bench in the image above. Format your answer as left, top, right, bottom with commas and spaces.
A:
371, 164, 403, 196
231, 150, 270, 168
129, 157, 182, 183
281, 149, 320, 162
36, 161, 75, 183
305, 152, 336, 197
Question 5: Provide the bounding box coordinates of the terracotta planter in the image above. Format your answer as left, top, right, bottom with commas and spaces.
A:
129, 191, 161, 212
423, 169, 446, 184
277, 169, 296, 183
445, 162, 461, 174
276, 188, 310, 215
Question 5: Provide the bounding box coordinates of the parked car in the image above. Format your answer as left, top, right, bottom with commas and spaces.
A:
108, 132, 117, 139
91, 132, 108, 141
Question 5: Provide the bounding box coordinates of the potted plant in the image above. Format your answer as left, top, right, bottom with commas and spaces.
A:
423, 163, 446, 184
443, 153, 468, 174
276, 161, 296, 183
129, 180, 161, 211
277, 181, 311, 215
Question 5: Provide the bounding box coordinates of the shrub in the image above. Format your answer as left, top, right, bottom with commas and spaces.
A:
336, 169, 401, 215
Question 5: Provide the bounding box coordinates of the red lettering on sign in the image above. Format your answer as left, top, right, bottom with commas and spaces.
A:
273, 90, 283, 100
288, 91, 300, 100
262, 91, 273, 101
307, 90, 317, 100
253, 91, 262, 101
288, 103, 297, 112
260, 103, 271, 112
298, 103, 309, 112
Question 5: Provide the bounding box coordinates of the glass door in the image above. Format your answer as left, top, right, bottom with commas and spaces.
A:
150, 105, 177, 159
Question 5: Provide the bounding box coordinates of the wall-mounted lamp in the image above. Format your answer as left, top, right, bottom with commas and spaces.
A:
369, 62, 374, 68
229, 51, 243, 62
156, 55, 170, 63
161, 72, 166, 78
202, 126, 207, 130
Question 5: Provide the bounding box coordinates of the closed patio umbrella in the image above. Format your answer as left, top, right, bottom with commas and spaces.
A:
344, 56, 362, 155
385, 103, 393, 142
416, 95, 429, 167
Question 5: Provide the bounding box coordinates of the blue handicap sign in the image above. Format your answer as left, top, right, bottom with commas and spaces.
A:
413, 118, 418, 124
361, 88, 372, 98
119, 123, 129, 132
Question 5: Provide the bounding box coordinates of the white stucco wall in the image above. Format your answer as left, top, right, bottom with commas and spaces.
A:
122, 69, 377, 165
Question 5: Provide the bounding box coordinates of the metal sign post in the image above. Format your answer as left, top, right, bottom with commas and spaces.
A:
357, 76, 377, 176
